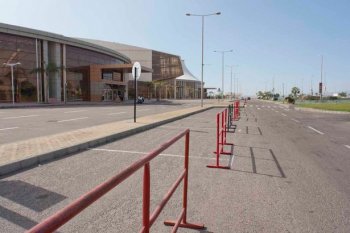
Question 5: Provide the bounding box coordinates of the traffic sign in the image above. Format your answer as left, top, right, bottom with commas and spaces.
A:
132, 62, 141, 80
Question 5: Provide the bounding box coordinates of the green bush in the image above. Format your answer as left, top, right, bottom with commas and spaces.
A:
285, 96, 295, 104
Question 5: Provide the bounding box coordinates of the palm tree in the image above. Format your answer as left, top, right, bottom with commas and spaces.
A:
31, 62, 65, 102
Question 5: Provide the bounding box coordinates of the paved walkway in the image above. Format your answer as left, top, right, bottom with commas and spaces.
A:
0, 103, 228, 176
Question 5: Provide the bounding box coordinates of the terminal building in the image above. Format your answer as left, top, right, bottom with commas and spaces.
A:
0, 23, 202, 104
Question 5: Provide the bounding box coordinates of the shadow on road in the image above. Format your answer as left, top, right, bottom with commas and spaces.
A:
0, 180, 67, 212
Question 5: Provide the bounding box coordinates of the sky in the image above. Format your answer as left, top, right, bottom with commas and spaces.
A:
1, 0, 349, 96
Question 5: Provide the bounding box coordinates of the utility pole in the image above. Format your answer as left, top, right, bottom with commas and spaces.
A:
311, 76, 313, 96
214, 49, 233, 100
301, 78, 304, 96
226, 65, 238, 100
186, 12, 221, 107
282, 83, 285, 98
272, 76, 275, 100
320, 55, 323, 100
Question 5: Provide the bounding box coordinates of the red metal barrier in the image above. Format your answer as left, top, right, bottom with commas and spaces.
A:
207, 108, 234, 169
234, 100, 240, 121
26, 129, 204, 233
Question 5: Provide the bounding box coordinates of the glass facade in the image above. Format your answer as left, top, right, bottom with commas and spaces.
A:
176, 80, 201, 99
0, 33, 38, 103
64, 45, 125, 101
152, 51, 183, 81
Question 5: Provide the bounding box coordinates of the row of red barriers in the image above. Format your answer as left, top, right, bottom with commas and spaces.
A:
26, 129, 204, 233
234, 100, 240, 121
207, 101, 241, 169
26, 102, 243, 232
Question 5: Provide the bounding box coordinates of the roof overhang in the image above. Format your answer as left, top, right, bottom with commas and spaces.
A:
90, 63, 152, 73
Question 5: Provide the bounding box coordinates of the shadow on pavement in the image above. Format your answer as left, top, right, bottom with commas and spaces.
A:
232, 146, 286, 178
0, 205, 38, 230
0, 180, 66, 212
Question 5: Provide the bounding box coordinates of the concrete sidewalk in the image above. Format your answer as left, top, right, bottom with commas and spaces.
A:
0, 103, 229, 176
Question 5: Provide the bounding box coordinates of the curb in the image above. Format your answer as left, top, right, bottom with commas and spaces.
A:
0, 106, 220, 177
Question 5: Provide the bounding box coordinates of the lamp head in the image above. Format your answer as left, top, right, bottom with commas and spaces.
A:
216, 12, 221, 15
186, 13, 191, 16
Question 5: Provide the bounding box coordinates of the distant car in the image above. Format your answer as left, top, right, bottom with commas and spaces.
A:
247, 97, 251, 100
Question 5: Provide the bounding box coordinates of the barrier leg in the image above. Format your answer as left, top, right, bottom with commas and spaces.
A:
165, 132, 204, 230
142, 163, 151, 233
208, 112, 230, 169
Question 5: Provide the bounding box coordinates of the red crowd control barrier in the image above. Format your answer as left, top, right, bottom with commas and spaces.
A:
26, 129, 204, 233
207, 108, 234, 169
234, 100, 240, 121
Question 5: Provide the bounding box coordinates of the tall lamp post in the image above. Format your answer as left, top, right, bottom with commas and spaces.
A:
226, 65, 238, 100
3, 62, 21, 104
214, 50, 233, 100
186, 12, 221, 107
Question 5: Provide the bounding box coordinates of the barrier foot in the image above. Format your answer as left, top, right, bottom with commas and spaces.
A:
218, 142, 234, 146
213, 151, 232, 155
164, 220, 205, 230
221, 151, 232, 155
206, 165, 230, 169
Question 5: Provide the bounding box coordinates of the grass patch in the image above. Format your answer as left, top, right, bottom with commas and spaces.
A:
297, 102, 350, 112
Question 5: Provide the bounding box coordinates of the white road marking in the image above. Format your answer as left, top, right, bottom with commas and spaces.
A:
344, 145, 350, 149
238, 129, 242, 133
2, 115, 39, 120
137, 109, 150, 112
267, 106, 271, 108
57, 117, 88, 123
107, 112, 126, 116
89, 148, 215, 160
308, 126, 324, 135
64, 110, 87, 113
275, 110, 279, 113
284, 109, 290, 111
0, 127, 19, 131
291, 118, 300, 123
229, 154, 235, 169
257, 108, 261, 110
281, 113, 287, 117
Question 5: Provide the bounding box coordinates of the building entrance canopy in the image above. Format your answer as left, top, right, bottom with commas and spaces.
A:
90, 63, 152, 74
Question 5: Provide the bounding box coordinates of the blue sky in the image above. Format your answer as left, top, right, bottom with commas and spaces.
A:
1, 0, 349, 95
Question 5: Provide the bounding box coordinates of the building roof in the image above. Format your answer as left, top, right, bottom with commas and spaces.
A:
176, 60, 200, 82
0, 23, 131, 63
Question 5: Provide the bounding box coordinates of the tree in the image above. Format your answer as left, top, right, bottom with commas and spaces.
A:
291, 87, 300, 98
256, 91, 264, 99
339, 92, 347, 97
264, 91, 273, 100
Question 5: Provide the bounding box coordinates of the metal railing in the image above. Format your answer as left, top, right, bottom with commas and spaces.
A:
27, 129, 204, 233
207, 108, 234, 169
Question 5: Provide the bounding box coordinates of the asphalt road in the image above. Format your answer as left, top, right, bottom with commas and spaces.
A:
0, 100, 350, 232
0, 100, 206, 144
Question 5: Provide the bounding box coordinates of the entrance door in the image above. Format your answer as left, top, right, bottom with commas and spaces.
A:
103, 89, 113, 101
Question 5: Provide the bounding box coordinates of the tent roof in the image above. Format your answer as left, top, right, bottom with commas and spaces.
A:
176, 60, 200, 82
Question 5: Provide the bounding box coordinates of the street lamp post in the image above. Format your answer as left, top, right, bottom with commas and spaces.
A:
186, 12, 221, 107
214, 50, 233, 100
226, 65, 238, 100
3, 62, 21, 104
